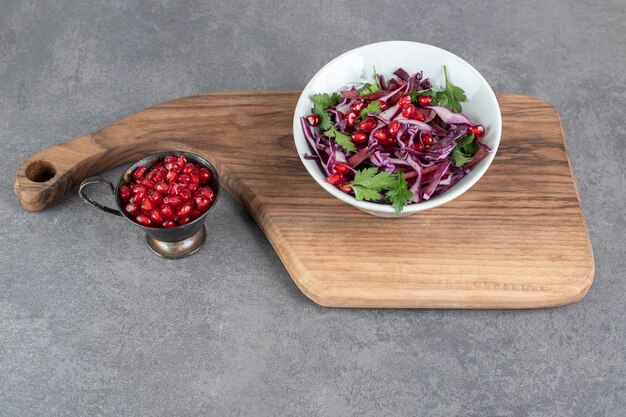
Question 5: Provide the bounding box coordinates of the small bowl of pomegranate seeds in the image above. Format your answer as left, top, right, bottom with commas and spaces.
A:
79, 151, 219, 258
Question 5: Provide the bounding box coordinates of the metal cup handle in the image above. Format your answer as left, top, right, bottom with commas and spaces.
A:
79, 176, 122, 216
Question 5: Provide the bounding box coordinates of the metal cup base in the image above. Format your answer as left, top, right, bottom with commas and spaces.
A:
146, 225, 206, 259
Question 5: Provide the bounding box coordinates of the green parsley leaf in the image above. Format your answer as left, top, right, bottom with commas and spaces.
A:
311, 92, 341, 109
358, 83, 380, 96
451, 148, 473, 167
436, 65, 467, 113
385, 171, 414, 215
451, 133, 479, 167
312, 93, 341, 131
347, 167, 396, 201
457, 133, 480, 154
324, 127, 356, 153
351, 186, 385, 202
360, 100, 381, 119
347, 168, 414, 215
373, 66, 382, 89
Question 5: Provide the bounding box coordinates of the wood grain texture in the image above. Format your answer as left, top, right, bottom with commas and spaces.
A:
14, 92, 594, 308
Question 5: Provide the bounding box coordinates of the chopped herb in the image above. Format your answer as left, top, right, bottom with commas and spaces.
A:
312, 92, 341, 131
435, 65, 467, 113
347, 168, 413, 215
385, 171, 414, 215
451, 133, 480, 167
346, 167, 396, 201
358, 83, 380, 96
324, 126, 356, 153
373, 66, 381, 89
360, 100, 381, 119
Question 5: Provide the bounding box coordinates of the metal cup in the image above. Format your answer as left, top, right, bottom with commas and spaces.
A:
79, 151, 220, 259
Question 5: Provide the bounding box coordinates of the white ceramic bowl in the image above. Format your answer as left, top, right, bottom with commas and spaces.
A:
293, 40, 502, 217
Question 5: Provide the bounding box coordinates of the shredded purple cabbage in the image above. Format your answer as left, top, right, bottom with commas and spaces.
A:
301, 68, 491, 207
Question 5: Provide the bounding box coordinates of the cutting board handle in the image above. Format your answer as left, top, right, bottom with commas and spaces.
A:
13, 131, 196, 211
14, 134, 111, 211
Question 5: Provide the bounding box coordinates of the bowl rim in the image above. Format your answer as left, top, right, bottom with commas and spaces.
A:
292, 40, 502, 214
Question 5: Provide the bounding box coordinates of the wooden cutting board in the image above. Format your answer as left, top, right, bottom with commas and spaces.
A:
14, 92, 594, 308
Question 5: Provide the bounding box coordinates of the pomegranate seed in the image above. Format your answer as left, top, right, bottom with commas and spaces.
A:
148, 191, 163, 207
162, 220, 177, 228
346, 111, 358, 128
379, 100, 388, 111
358, 118, 376, 133
333, 163, 350, 175
178, 216, 191, 225
413, 143, 425, 152
179, 188, 192, 202
152, 163, 166, 171
131, 190, 146, 205
374, 129, 389, 141
168, 183, 180, 196
199, 168, 211, 184
177, 174, 191, 185
468, 125, 485, 137
164, 196, 182, 208
422, 133, 434, 145
131, 184, 146, 194
189, 171, 200, 185
187, 182, 199, 192
183, 163, 197, 174
141, 178, 155, 189
326, 173, 342, 185
141, 198, 153, 214
379, 136, 395, 147
198, 187, 215, 202
417, 95, 432, 106
338, 184, 353, 194
351, 132, 368, 144
306, 113, 320, 127
402, 104, 417, 119
165, 162, 181, 172
151, 170, 164, 183
177, 155, 187, 166
125, 203, 139, 216
161, 205, 175, 220
155, 182, 170, 194
351, 100, 365, 112
194, 195, 211, 211
150, 209, 163, 224
132, 166, 146, 180
164, 156, 177, 164
135, 214, 152, 226
119, 186, 132, 201
166, 170, 178, 183
413, 110, 426, 122
177, 203, 193, 218
190, 209, 202, 218
399, 94, 412, 108
388, 120, 402, 136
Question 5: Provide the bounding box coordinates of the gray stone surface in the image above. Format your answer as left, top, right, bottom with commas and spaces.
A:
1, 0, 624, 415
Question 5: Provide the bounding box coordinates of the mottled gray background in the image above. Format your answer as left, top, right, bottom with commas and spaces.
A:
1, 0, 625, 416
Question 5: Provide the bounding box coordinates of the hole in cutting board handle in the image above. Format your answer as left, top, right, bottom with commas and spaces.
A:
25, 160, 56, 182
